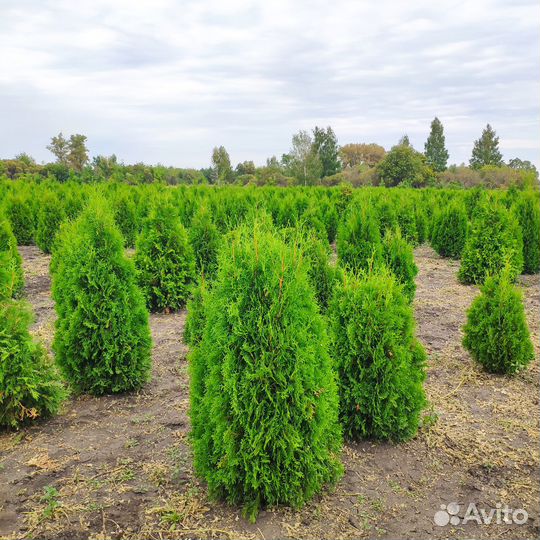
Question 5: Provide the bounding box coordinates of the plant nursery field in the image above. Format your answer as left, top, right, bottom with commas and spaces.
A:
0, 182, 539, 540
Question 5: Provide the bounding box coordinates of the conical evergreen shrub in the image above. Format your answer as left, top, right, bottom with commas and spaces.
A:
135, 201, 196, 312
189, 223, 343, 520
458, 202, 523, 284
328, 270, 426, 441
431, 202, 468, 259
35, 192, 65, 254
382, 228, 418, 303
5, 194, 35, 245
0, 219, 24, 299
52, 200, 152, 395
337, 206, 382, 272
0, 300, 66, 428
463, 267, 534, 374
189, 205, 221, 280
514, 194, 540, 274
415, 205, 428, 245
396, 202, 418, 245
375, 198, 398, 238
183, 276, 208, 348
286, 229, 337, 313
113, 192, 138, 248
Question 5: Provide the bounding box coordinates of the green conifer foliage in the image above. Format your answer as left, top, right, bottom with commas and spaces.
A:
0, 219, 24, 299
382, 229, 418, 303
463, 268, 534, 374
459, 202, 523, 284
328, 270, 426, 441
189, 205, 221, 279
514, 194, 540, 274
337, 206, 382, 272
113, 193, 139, 248
5, 195, 35, 245
189, 224, 343, 520
0, 301, 66, 428
415, 205, 428, 245
431, 202, 468, 259
52, 201, 152, 395
375, 198, 398, 238
395, 202, 419, 245
183, 277, 208, 348
135, 201, 196, 311
35, 192, 66, 254
299, 231, 336, 312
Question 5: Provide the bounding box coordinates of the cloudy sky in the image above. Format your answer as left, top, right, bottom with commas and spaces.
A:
1, 0, 539, 168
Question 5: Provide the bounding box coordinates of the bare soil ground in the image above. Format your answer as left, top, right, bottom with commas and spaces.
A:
0, 245, 538, 540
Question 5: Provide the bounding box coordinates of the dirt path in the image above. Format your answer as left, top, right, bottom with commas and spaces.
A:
0, 245, 538, 540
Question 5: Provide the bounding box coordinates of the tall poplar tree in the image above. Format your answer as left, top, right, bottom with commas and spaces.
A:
424, 117, 449, 172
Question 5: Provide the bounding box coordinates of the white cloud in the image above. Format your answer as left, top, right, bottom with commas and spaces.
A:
0, 0, 538, 167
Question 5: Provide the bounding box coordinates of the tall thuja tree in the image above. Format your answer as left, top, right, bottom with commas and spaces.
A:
189, 223, 343, 520
469, 124, 503, 169
312, 126, 341, 177
513, 193, 540, 274
328, 269, 426, 441
189, 205, 221, 280
35, 192, 65, 254
463, 266, 534, 374
52, 199, 152, 395
424, 117, 449, 172
337, 205, 382, 272
0, 219, 24, 299
431, 202, 468, 259
135, 199, 196, 312
459, 201, 523, 284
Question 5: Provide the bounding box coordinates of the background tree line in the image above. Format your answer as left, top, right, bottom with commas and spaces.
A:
1, 121, 538, 189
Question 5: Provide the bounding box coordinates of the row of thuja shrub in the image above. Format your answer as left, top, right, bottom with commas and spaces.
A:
186, 218, 426, 520
0, 178, 463, 252
1, 179, 537, 516
1, 183, 429, 516
425, 188, 538, 375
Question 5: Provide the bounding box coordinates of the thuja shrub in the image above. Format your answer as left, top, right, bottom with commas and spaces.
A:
463, 267, 534, 374
296, 230, 337, 312
375, 198, 398, 238
4, 195, 35, 245
113, 192, 138, 248
337, 205, 382, 272
35, 192, 66, 254
189, 205, 221, 279
135, 201, 196, 311
431, 202, 468, 259
382, 228, 418, 303
0, 300, 66, 429
458, 202, 523, 284
189, 224, 343, 520
395, 202, 418, 246
328, 270, 426, 441
415, 205, 428, 245
52, 200, 152, 395
0, 219, 24, 299
183, 277, 208, 348
513, 194, 540, 274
